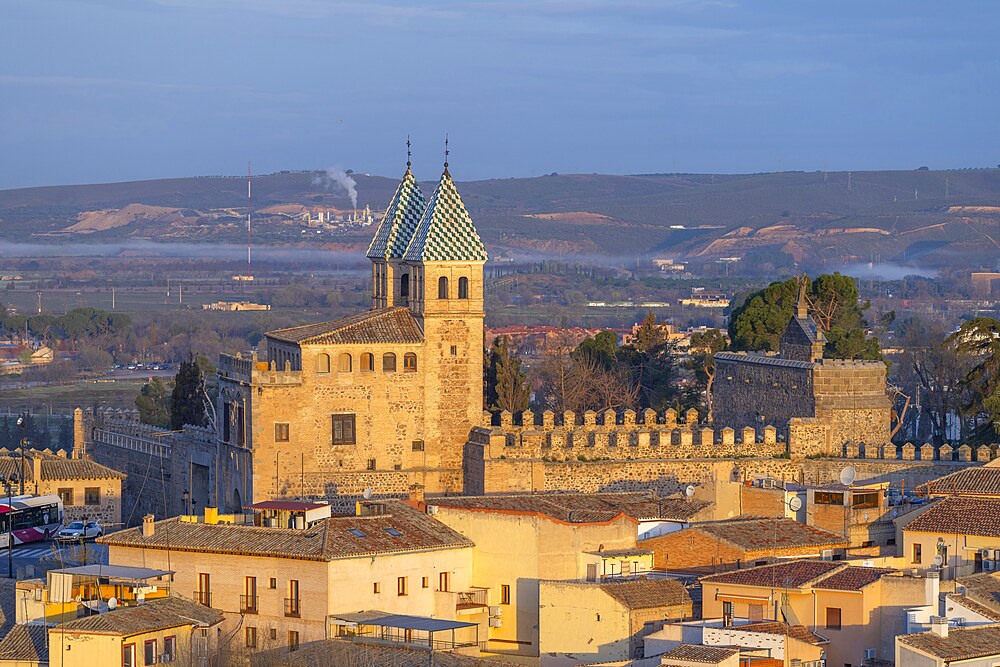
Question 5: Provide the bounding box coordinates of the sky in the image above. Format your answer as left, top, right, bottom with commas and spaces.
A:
2, 0, 999, 189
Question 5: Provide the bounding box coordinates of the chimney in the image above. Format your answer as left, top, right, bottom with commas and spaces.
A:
408, 483, 425, 506
930, 616, 948, 638
925, 571, 940, 608
30, 455, 41, 484
141, 514, 155, 537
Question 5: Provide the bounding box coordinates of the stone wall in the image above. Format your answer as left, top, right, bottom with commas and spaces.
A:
713, 354, 814, 437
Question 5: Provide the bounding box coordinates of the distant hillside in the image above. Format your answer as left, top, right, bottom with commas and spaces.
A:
3, 168, 1000, 270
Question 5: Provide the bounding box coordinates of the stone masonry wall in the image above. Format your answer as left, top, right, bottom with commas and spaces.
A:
712, 356, 814, 438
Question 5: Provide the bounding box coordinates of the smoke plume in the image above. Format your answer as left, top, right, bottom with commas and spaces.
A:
314, 167, 358, 209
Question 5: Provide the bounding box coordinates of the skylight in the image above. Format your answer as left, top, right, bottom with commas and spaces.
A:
385, 528, 402, 537
348, 529, 366, 538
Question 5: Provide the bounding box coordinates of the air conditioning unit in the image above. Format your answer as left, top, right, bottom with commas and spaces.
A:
821, 549, 833, 561
426, 505, 439, 515
489, 617, 503, 628
489, 606, 503, 617
984, 561, 996, 571
864, 648, 878, 660
981, 548, 992, 560
992, 549, 1000, 561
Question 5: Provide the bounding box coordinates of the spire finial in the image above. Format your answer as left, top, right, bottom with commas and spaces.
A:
444, 133, 450, 175
406, 135, 411, 169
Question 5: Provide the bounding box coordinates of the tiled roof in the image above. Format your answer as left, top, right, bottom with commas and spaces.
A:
0, 452, 125, 482
367, 167, 426, 260
403, 168, 488, 262
786, 315, 825, 345
266, 307, 423, 345
433, 492, 709, 524
954, 571, 1000, 620
687, 518, 847, 552
949, 593, 1000, 622
100, 501, 472, 561
661, 643, 739, 664
0, 624, 47, 662
599, 578, 691, 610
919, 465, 1000, 497
701, 560, 894, 592
737, 621, 828, 645
279, 637, 521, 667
56, 596, 224, 636
898, 624, 1000, 660
714, 352, 816, 370
904, 497, 1000, 538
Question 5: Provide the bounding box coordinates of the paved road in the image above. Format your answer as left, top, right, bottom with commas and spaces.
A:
0, 541, 108, 579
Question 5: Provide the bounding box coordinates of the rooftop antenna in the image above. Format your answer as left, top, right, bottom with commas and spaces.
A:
406, 135, 412, 171
246, 161, 252, 292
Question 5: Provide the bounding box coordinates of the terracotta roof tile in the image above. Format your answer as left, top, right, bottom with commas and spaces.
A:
919, 466, 1000, 497
598, 578, 691, 610
57, 596, 223, 636
0, 624, 47, 662
433, 492, 710, 523
904, 497, 1000, 538
685, 518, 847, 552
898, 624, 1000, 660
100, 501, 471, 561
737, 621, 828, 645
266, 307, 423, 345
813, 566, 896, 591
949, 593, 1000, 622
954, 571, 1000, 620
281, 637, 520, 667
0, 453, 124, 482
661, 643, 739, 664
701, 560, 842, 588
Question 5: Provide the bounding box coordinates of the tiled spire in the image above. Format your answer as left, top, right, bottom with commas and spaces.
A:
366, 145, 426, 260
403, 161, 488, 263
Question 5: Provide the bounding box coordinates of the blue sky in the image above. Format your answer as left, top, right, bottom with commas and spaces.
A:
2, 0, 998, 188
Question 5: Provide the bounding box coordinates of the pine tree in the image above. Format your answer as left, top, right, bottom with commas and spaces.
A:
485, 336, 529, 414
633, 311, 667, 353
170, 360, 208, 430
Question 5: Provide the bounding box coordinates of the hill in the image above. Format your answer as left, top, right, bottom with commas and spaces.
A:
2, 168, 1000, 271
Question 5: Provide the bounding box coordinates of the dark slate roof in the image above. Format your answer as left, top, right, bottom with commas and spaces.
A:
661, 644, 739, 664
919, 465, 1000, 497
714, 351, 816, 370
898, 625, 1000, 660
786, 315, 825, 344
599, 578, 691, 610
663, 518, 847, 552
0, 624, 48, 663
56, 596, 223, 636
904, 497, 1000, 538
433, 492, 710, 524
701, 560, 895, 592
100, 501, 472, 560
266, 307, 423, 346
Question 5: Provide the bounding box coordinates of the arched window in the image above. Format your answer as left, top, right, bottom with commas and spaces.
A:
438, 276, 449, 299
458, 276, 469, 299
337, 353, 353, 373
316, 353, 331, 373
382, 352, 397, 372
403, 353, 418, 372
361, 353, 374, 372
400, 274, 410, 298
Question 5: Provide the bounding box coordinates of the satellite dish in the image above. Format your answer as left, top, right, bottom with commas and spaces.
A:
933, 555, 943, 567
684, 485, 696, 498
788, 496, 803, 512
839, 466, 857, 487
108, 597, 118, 610
362, 487, 373, 500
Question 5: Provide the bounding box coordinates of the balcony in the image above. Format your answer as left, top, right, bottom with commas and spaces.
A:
456, 588, 489, 613
193, 590, 211, 607
284, 597, 300, 618
240, 594, 258, 615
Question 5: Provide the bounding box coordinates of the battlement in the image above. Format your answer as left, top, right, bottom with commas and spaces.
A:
473, 408, 782, 461
219, 352, 302, 386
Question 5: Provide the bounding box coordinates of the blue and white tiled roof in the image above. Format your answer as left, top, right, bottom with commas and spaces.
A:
403, 169, 488, 262
366, 168, 426, 260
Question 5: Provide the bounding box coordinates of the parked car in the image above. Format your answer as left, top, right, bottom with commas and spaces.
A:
56, 521, 103, 541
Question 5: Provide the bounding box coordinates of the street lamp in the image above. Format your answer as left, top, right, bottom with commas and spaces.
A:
0, 473, 20, 578
14, 415, 26, 496
182, 490, 190, 516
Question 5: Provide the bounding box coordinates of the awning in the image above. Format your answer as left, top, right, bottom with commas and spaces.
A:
50, 565, 173, 580
331, 612, 476, 632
